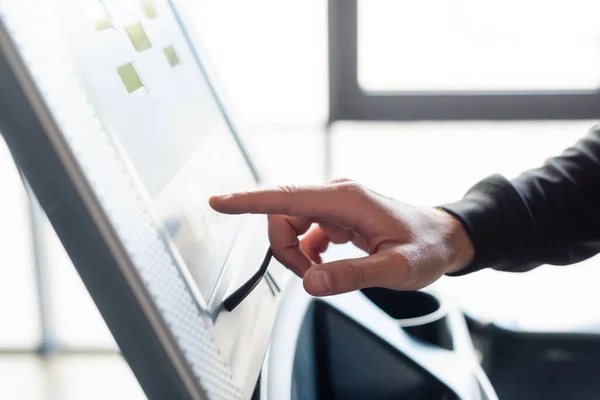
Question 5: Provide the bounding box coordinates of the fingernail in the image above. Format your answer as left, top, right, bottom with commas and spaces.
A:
310, 270, 330, 295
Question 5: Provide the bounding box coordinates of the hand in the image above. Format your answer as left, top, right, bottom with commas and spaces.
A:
209, 179, 474, 297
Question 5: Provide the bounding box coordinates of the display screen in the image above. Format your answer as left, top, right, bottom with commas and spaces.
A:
56, 0, 257, 301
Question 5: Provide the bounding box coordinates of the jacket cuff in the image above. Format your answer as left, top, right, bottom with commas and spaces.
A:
440, 174, 535, 276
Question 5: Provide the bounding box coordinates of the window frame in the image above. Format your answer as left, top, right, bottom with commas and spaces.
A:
328, 0, 600, 123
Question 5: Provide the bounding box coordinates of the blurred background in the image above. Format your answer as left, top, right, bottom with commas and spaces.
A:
2, 0, 600, 398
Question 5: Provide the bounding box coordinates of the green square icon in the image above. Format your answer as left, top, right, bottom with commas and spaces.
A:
86, 0, 113, 31
95, 18, 113, 32
117, 63, 145, 94
141, 0, 158, 19
164, 46, 180, 67
125, 23, 152, 53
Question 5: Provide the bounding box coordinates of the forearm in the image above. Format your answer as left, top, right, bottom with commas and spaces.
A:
442, 125, 600, 275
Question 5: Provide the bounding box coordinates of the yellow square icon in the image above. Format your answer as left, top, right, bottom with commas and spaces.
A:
164, 46, 181, 67
95, 18, 113, 32
117, 63, 146, 94
141, 0, 158, 19
86, 0, 113, 31
125, 23, 152, 53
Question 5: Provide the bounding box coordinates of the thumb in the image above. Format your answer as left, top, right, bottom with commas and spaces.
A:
302, 248, 411, 296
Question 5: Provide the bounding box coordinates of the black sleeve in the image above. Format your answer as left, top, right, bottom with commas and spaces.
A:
441, 124, 600, 275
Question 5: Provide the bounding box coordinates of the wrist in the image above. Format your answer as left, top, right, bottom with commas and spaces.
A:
435, 207, 475, 274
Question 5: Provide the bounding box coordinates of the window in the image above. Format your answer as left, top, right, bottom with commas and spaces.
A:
329, 0, 600, 121
0, 140, 40, 349
358, 0, 600, 92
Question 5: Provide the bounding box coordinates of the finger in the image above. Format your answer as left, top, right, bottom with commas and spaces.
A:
301, 222, 370, 263
351, 235, 370, 253
300, 222, 353, 261
318, 221, 354, 244
302, 247, 412, 296
300, 226, 330, 264
209, 183, 375, 228
268, 215, 313, 277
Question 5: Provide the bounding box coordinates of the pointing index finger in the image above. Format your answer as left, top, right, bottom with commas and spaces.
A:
209, 184, 371, 228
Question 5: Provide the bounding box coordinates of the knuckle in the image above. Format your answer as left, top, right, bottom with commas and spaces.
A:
328, 177, 353, 185
338, 181, 366, 196
274, 184, 300, 214
276, 184, 299, 194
